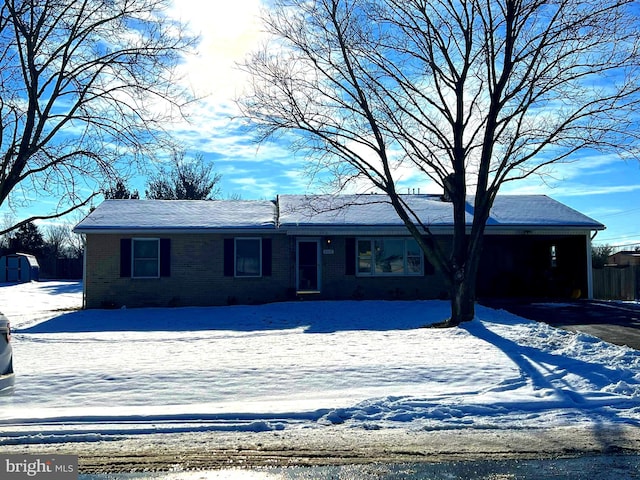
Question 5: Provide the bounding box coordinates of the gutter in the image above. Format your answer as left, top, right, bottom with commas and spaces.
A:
281, 225, 604, 236
73, 226, 280, 235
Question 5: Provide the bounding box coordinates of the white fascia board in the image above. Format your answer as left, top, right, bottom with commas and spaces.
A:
283, 226, 600, 236
482, 227, 600, 236
284, 227, 419, 236
76, 227, 280, 235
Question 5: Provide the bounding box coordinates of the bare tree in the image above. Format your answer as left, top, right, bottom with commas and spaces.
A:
67, 224, 85, 260
591, 244, 614, 268
239, 0, 640, 324
0, 212, 15, 250
145, 151, 222, 200
0, 0, 195, 235
45, 224, 71, 259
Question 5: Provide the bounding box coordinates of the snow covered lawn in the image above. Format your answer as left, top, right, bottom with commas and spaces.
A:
0, 281, 639, 446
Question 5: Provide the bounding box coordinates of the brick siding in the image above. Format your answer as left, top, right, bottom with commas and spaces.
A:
84, 233, 291, 308
84, 232, 589, 308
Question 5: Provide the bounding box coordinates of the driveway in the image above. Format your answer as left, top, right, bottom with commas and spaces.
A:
481, 299, 640, 350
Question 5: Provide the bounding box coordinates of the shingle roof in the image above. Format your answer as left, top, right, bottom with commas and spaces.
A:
74, 199, 277, 232
74, 195, 604, 233
278, 194, 605, 230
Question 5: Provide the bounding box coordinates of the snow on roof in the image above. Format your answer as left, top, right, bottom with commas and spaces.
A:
74, 199, 278, 232
74, 195, 604, 233
278, 194, 605, 229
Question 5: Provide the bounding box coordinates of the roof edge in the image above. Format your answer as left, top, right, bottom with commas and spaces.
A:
74, 226, 278, 235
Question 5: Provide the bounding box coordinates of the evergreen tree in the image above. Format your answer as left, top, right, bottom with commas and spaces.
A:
9, 222, 45, 256
104, 179, 140, 199
592, 245, 614, 268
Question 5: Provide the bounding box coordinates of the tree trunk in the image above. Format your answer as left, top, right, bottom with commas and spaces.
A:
446, 221, 486, 327
449, 274, 476, 325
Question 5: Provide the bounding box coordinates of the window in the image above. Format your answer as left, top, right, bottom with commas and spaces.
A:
406, 239, 423, 274
357, 240, 373, 274
132, 239, 159, 278
120, 238, 170, 278
357, 238, 423, 276
235, 238, 261, 277
223, 238, 272, 278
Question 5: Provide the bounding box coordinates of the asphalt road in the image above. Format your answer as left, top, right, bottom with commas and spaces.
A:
79, 454, 640, 479
481, 299, 640, 350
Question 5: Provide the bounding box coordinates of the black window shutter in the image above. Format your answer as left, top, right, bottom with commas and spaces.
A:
223, 238, 234, 276
120, 239, 132, 277
262, 238, 272, 276
423, 255, 435, 275
160, 239, 171, 277
345, 237, 356, 275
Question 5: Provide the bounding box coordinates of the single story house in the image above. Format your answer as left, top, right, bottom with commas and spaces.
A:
607, 250, 640, 266
73, 194, 605, 308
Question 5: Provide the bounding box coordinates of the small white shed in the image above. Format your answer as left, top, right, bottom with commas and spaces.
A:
0, 253, 40, 283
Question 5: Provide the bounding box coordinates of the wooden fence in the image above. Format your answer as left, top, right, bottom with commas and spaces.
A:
593, 265, 640, 300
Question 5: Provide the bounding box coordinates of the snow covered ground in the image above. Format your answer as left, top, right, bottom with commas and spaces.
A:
0, 281, 639, 447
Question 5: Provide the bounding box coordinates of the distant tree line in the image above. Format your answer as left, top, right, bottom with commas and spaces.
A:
0, 151, 225, 280
105, 152, 222, 201
0, 221, 83, 279
592, 245, 614, 268
592, 244, 640, 268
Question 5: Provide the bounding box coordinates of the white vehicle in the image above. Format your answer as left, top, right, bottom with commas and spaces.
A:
0, 312, 14, 394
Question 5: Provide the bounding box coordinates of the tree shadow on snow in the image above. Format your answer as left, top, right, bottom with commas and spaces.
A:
462, 319, 640, 453
35, 281, 83, 296
16, 300, 451, 334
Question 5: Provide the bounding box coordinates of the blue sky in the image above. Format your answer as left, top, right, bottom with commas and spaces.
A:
8, 0, 640, 249
161, 0, 640, 249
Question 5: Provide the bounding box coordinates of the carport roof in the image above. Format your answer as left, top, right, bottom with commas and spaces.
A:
278, 194, 605, 230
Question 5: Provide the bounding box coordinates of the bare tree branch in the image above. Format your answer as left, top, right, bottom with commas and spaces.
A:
239, 0, 640, 323
0, 0, 197, 233
0, 191, 98, 236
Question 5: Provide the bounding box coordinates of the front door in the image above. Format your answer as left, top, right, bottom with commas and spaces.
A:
297, 239, 320, 292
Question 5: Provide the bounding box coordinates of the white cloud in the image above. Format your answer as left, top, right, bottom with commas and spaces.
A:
542, 154, 627, 180
161, 0, 639, 221
226, 175, 279, 199
555, 184, 640, 197
171, 0, 265, 102
159, 1, 276, 161
501, 179, 640, 197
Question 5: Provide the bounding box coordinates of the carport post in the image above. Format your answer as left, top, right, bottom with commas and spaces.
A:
81, 234, 87, 309
586, 233, 594, 300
